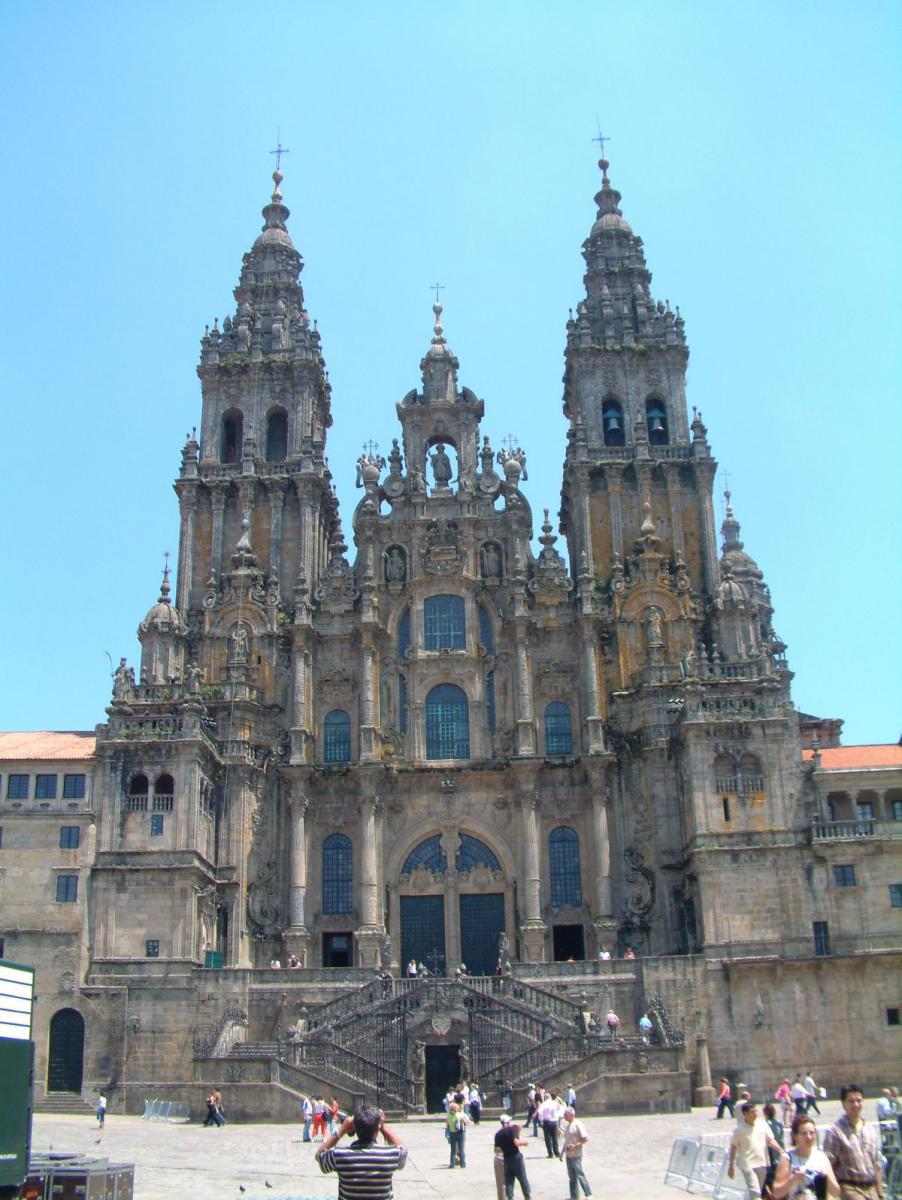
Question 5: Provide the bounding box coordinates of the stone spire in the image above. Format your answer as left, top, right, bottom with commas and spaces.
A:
575, 157, 686, 352
199, 165, 326, 367
420, 301, 460, 404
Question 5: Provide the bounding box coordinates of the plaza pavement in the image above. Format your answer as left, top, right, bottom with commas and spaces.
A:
31, 1098, 855, 1200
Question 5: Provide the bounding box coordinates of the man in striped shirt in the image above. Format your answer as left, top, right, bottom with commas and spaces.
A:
316, 1103, 407, 1200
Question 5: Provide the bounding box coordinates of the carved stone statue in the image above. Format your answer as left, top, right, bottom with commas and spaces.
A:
413, 1040, 426, 1080
230, 622, 249, 665
481, 542, 502, 578
458, 1037, 470, 1080
385, 546, 406, 583
112, 657, 135, 700
185, 661, 203, 694
430, 442, 452, 486
646, 607, 664, 646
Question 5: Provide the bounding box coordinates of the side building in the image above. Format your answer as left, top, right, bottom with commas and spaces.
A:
2, 159, 899, 1114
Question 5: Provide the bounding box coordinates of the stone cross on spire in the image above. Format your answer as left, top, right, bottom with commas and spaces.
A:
431, 282, 445, 304
591, 124, 611, 157
270, 141, 289, 172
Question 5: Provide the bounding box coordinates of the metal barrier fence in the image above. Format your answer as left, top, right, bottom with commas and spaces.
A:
140, 1099, 190, 1122
663, 1137, 753, 1198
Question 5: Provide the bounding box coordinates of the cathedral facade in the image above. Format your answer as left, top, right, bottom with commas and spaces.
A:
97, 157, 802, 974
3, 158, 900, 1114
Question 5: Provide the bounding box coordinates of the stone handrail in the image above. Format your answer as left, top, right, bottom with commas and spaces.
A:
811, 818, 876, 840
714, 930, 902, 961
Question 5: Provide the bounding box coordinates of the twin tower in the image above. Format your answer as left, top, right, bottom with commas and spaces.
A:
94, 158, 798, 976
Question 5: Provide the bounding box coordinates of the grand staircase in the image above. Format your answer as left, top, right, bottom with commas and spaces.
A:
197, 974, 682, 1114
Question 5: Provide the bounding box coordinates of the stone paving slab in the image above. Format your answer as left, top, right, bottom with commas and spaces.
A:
31, 1100, 854, 1200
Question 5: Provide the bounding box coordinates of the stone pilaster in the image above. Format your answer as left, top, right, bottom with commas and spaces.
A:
591, 792, 615, 939
514, 632, 536, 756
210, 485, 227, 578
285, 793, 313, 965
175, 486, 198, 612
355, 797, 384, 966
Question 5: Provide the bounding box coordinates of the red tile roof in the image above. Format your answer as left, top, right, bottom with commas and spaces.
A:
0, 732, 96, 762
802, 744, 902, 770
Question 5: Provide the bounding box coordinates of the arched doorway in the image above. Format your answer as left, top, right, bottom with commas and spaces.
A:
47, 1008, 85, 1093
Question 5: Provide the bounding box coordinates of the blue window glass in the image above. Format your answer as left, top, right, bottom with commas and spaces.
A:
833, 864, 856, 887
150, 814, 164, 837
59, 826, 80, 850
63, 774, 86, 799
486, 671, 496, 733
890, 883, 902, 908
35, 774, 57, 799
7, 775, 28, 800
56, 874, 78, 903
424, 595, 465, 651
322, 833, 353, 914
324, 710, 351, 763
479, 605, 494, 653
399, 675, 408, 734
398, 608, 411, 659
455, 835, 500, 873
545, 702, 573, 755
425, 684, 469, 760
813, 921, 830, 956
549, 826, 582, 907
402, 835, 447, 876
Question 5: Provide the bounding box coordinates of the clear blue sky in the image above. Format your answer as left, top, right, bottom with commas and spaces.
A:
2, 1, 899, 744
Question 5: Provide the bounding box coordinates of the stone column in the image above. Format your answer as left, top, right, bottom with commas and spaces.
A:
359, 640, 377, 762
591, 792, 613, 919
441, 829, 461, 969
693, 1033, 717, 1106
269, 480, 287, 580
175, 487, 198, 613
581, 629, 606, 753
355, 798, 383, 966
581, 490, 594, 575
514, 633, 536, 756
285, 793, 313, 966
519, 796, 547, 961
210, 486, 227, 578
290, 641, 309, 763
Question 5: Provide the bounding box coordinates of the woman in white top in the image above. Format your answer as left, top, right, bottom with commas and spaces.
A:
771, 1114, 839, 1199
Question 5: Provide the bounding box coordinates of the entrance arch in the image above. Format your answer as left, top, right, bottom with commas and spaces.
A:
47, 1008, 85, 1093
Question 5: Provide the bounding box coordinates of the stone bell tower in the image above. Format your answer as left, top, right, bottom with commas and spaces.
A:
559, 158, 800, 954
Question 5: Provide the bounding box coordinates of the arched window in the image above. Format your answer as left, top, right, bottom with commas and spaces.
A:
402, 835, 447, 875
479, 605, 494, 653
602, 399, 625, 447
265, 409, 288, 461
545, 702, 573, 756
738, 753, 764, 795
424, 595, 466, 651
153, 773, 174, 812
646, 399, 669, 445
486, 670, 496, 733
324, 710, 351, 763
322, 833, 353, 914
549, 826, 582, 907
455, 834, 501, 873
127, 773, 148, 812
221, 408, 244, 463
398, 608, 411, 659
426, 684, 469, 760
714, 753, 737, 794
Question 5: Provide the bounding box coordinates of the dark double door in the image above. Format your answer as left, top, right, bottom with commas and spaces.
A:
47, 1008, 84, 1093
400, 893, 504, 976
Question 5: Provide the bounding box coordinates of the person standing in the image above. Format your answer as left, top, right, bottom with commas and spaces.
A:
469, 1082, 482, 1124
728, 1100, 783, 1197
639, 1013, 653, 1043
716, 1078, 735, 1120
791, 1076, 809, 1116
447, 1101, 470, 1168
95, 1092, 107, 1129
803, 1072, 822, 1116
605, 1009, 620, 1041
776, 1079, 794, 1129
538, 1090, 563, 1159
771, 1113, 840, 1199
300, 1093, 313, 1142
565, 1083, 577, 1111
561, 1107, 592, 1199
316, 1104, 407, 1198
494, 1114, 531, 1200
823, 1084, 883, 1200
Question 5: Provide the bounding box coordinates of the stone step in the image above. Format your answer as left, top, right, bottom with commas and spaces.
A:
35, 1093, 95, 1114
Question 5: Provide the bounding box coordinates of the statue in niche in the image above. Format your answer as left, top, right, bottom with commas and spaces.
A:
481, 542, 502, 578
646, 607, 664, 646
413, 1040, 426, 1080
458, 1038, 470, 1080
430, 443, 452, 486
230, 622, 250, 665
385, 546, 406, 583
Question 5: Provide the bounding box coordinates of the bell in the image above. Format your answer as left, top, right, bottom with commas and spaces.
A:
649, 416, 665, 433
604, 414, 621, 432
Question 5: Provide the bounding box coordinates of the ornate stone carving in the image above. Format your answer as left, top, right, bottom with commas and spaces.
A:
319, 669, 357, 701
247, 861, 282, 937
422, 520, 465, 575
